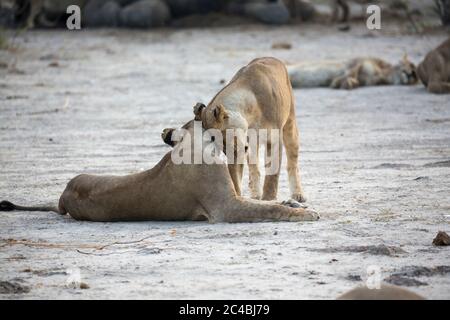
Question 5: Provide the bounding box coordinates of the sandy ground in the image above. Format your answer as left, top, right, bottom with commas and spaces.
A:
0, 21, 449, 299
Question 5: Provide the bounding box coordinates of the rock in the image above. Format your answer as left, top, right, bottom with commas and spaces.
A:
244, 1, 290, 25
0, 280, 30, 294
119, 0, 170, 28
372, 163, 413, 169
433, 231, 450, 246
43, 0, 88, 20
272, 42, 292, 49
423, 160, 450, 168
392, 265, 450, 278
413, 176, 430, 181
0, 5, 15, 28
311, 244, 406, 256
166, 0, 224, 18
84, 0, 121, 27
283, 0, 316, 21
138, 247, 162, 255
435, 0, 450, 26
345, 274, 362, 281
384, 275, 428, 287
117, 0, 140, 5
383, 265, 450, 288
40, 54, 59, 61
338, 24, 351, 32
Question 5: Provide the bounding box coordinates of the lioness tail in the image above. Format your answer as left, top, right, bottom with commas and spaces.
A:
0, 200, 60, 213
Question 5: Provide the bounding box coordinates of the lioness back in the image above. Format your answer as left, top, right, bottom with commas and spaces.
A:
418, 38, 450, 93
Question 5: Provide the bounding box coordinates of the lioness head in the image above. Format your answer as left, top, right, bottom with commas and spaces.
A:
195, 102, 249, 157
161, 103, 207, 148
161, 120, 195, 148
161, 114, 228, 165
395, 54, 418, 85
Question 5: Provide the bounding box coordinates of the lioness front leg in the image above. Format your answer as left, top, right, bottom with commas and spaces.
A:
228, 163, 244, 196
283, 115, 306, 202
215, 198, 319, 223
248, 144, 262, 199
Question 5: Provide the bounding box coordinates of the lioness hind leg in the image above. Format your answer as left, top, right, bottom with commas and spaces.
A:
427, 81, 450, 94
228, 163, 244, 196
58, 195, 68, 215
283, 117, 306, 202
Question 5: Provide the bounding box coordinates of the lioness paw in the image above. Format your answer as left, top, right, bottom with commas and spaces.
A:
341, 77, 358, 90
289, 209, 320, 222
305, 209, 320, 221
290, 192, 307, 203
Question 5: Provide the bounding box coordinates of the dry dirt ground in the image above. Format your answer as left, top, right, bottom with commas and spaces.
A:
0, 21, 449, 299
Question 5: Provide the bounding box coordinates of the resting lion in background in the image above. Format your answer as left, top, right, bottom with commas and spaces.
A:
0, 120, 319, 223
287, 55, 418, 90
418, 37, 450, 94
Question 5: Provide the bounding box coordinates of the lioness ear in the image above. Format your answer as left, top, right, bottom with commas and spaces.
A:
161, 128, 175, 147
193, 103, 206, 121
213, 104, 228, 122
402, 53, 409, 63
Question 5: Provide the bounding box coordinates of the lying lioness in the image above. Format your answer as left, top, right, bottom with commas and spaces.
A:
287, 56, 418, 90
418, 37, 450, 94
192, 57, 306, 203
0, 120, 319, 223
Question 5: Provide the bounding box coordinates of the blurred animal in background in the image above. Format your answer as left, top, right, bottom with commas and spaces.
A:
0, 0, 87, 28
0, 0, 43, 28
282, 0, 316, 21
330, 0, 411, 23
287, 55, 418, 90
435, 0, 450, 25
331, 0, 375, 23
338, 284, 425, 300
418, 37, 450, 94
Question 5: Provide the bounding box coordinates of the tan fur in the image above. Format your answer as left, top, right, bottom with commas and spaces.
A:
287, 56, 418, 90
418, 38, 450, 94
337, 284, 425, 300
4, 121, 319, 223
196, 57, 305, 202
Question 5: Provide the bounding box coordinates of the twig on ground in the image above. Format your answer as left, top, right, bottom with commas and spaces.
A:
0, 235, 154, 253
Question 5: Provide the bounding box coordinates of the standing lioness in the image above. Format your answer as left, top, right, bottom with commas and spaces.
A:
196, 57, 305, 202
